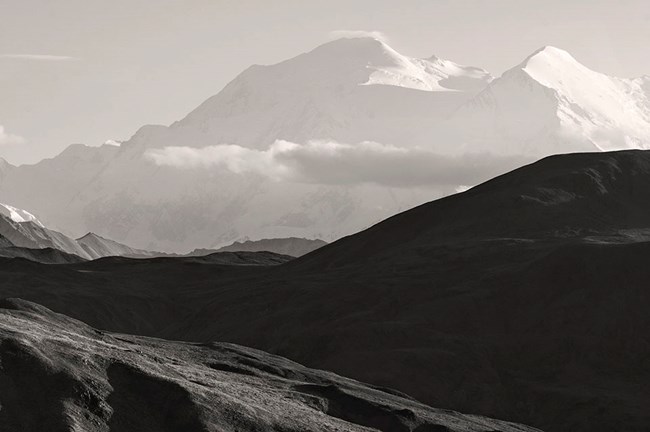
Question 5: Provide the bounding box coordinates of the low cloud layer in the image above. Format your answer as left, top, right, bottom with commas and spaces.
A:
0, 126, 24, 146
146, 140, 530, 188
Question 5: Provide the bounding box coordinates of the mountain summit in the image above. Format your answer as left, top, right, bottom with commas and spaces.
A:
454, 45, 650, 155
170, 36, 492, 150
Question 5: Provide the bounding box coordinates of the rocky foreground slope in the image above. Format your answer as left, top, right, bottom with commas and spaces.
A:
0, 298, 538, 432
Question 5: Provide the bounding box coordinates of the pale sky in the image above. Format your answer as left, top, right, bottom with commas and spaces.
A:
1, 0, 649, 165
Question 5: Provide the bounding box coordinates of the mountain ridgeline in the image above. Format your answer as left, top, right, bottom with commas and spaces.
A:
294, 149, 650, 269
1, 203, 327, 263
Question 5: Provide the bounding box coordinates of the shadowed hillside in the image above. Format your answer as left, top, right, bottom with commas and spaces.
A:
2, 150, 650, 431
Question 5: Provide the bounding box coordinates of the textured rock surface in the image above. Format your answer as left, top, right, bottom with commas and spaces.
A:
0, 299, 538, 432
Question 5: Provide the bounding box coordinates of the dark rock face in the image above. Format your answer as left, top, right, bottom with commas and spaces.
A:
0, 299, 537, 432
3, 150, 650, 431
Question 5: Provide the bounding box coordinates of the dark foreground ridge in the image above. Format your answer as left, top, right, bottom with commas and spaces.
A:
2, 150, 650, 431
293, 149, 650, 269
0, 299, 538, 432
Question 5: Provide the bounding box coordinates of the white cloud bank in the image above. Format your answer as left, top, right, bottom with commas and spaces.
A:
0, 126, 25, 146
0, 54, 79, 61
145, 140, 529, 188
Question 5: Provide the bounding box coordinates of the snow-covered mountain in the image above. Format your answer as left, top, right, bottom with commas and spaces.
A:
1, 38, 649, 252
0, 203, 90, 259
449, 46, 650, 155
76, 232, 161, 259
0, 37, 491, 252
0, 203, 161, 260
0, 203, 44, 227
120, 37, 492, 156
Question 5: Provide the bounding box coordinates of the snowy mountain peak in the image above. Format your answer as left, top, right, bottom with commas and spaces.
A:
310, 36, 393, 57
170, 36, 493, 151
454, 45, 650, 155
77, 232, 102, 241
312, 37, 494, 91
219, 36, 491, 95
0, 203, 45, 227
515, 46, 595, 87
521, 46, 577, 65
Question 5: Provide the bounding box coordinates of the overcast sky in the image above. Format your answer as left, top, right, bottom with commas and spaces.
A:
1, 0, 649, 165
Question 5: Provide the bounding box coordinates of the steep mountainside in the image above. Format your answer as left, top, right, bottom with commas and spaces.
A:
0, 211, 91, 259
0, 299, 539, 432
76, 232, 160, 259
173, 37, 492, 149
0, 203, 44, 226
0, 226, 85, 264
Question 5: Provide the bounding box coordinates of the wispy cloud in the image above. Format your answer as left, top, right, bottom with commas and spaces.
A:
328, 30, 388, 43
145, 140, 529, 188
0, 125, 25, 146
0, 54, 79, 61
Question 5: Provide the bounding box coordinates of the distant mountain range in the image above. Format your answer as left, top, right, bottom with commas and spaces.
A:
192, 237, 328, 258
0, 203, 90, 258
1, 37, 649, 252
1, 203, 326, 262
76, 232, 160, 259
